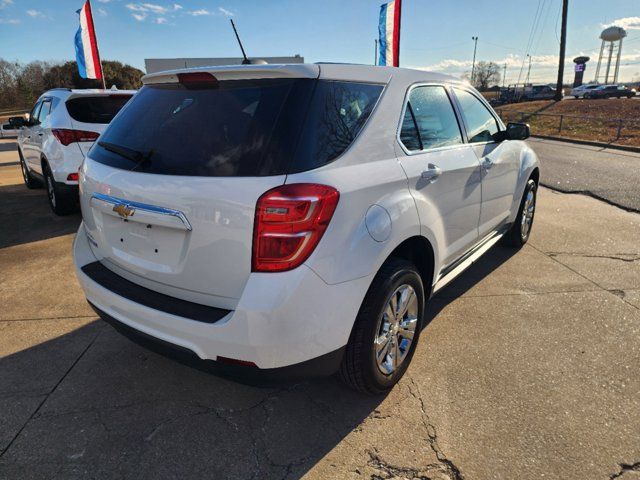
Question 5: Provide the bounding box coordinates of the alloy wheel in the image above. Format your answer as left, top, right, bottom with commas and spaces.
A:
374, 284, 418, 375
521, 189, 535, 240
47, 174, 56, 208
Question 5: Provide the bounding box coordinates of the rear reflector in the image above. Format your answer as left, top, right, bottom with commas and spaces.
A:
216, 356, 258, 368
252, 183, 340, 272
52, 129, 100, 146
67, 172, 79, 182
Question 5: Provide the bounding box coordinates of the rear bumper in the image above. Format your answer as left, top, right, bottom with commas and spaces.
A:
73, 222, 372, 373
91, 302, 345, 384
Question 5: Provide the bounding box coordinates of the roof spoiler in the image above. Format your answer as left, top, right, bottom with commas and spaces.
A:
142, 64, 320, 85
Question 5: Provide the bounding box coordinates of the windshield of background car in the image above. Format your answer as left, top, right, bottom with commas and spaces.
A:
89, 78, 383, 177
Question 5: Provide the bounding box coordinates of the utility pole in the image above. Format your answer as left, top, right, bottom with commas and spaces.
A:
471, 36, 478, 84
525, 54, 532, 84
502, 63, 507, 88
555, 0, 569, 101
374, 39, 378, 66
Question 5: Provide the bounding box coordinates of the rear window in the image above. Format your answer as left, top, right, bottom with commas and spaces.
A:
66, 95, 133, 124
90, 78, 383, 177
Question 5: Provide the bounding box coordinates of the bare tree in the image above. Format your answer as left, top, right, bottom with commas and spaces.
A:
464, 61, 501, 91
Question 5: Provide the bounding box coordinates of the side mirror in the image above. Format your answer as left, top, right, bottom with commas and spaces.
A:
506, 122, 530, 140
8, 116, 26, 128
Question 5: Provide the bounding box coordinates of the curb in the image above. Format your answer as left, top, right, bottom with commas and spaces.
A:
532, 135, 640, 153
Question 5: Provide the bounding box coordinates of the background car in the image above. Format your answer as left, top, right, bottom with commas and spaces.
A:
521, 84, 561, 101
570, 83, 600, 98
73, 64, 539, 394
0, 121, 20, 138
13, 88, 135, 215
584, 84, 636, 99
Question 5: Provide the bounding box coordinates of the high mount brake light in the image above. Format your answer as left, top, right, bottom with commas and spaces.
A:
52, 129, 99, 146
177, 72, 219, 88
252, 184, 340, 272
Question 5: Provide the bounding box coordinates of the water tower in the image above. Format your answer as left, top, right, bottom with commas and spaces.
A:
594, 26, 626, 84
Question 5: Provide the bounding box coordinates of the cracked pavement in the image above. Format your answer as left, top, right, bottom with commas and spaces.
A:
1, 138, 640, 479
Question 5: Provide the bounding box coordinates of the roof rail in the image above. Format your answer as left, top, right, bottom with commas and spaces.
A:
47, 87, 72, 92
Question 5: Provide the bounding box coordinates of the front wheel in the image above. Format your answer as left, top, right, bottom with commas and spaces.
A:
505, 178, 537, 247
18, 149, 41, 189
339, 258, 424, 394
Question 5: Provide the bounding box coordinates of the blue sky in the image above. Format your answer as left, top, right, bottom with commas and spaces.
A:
2, 0, 640, 83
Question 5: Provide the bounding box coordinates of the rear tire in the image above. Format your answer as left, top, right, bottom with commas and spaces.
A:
339, 258, 425, 394
505, 178, 537, 247
19, 149, 41, 189
44, 164, 78, 216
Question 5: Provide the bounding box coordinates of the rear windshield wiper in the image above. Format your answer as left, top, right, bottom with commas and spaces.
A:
98, 141, 153, 167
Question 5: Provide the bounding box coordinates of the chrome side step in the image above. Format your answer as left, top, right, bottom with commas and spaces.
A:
432, 231, 505, 295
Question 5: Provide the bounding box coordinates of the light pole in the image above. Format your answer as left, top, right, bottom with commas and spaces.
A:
525, 54, 532, 84
503, 63, 507, 88
471, 36, 479, 85
374, 39, 378, 66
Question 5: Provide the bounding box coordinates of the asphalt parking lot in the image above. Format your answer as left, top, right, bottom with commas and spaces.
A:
530, 137, 640, 212
1, 138, 640, 480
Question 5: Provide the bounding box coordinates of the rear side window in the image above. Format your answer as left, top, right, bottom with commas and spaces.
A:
90, 79, 383, 177
399, 85, 463, 151
66, 95, 133, 124
453, 88, 499, 143
290, 81, 383, 173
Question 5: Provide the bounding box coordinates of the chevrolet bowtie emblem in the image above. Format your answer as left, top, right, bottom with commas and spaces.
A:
113, 203, 135, 219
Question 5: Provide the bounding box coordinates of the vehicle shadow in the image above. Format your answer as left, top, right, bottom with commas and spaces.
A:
425, 243, 519, 323
0, 243, 519, 478
0, 182, 80, 249
0, 321, 386, 479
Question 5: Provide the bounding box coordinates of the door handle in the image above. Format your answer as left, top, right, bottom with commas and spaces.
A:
37, 132, 44, 137
421, 164, 442, 181
482, 157, 494, 170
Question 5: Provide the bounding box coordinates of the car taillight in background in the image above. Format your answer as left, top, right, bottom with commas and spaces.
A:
52, 129, 100, 146
252, 184, 340, 272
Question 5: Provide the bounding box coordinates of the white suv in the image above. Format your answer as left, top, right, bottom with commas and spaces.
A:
16, 88, 135, 215
73, 64, 539, 393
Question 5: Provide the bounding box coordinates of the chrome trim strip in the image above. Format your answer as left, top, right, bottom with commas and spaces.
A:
432, 230, 505, 295
91, 192, 193, 231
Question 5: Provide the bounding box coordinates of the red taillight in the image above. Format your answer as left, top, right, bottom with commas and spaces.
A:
252, 183, 340, 272
67, 172, 79, 182
52, 129, 99, 146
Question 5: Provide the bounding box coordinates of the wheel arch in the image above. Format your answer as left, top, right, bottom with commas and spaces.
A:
509, 146, 540, 223
381, 235, 436, 298
529, 166, 540, 185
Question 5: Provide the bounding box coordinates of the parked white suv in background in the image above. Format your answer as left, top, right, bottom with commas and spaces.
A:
15, 88, 135, 215
73, 64, 539, 393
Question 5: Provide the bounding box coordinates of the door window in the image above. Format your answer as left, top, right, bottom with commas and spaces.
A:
28, 101, 42, 126
399, 85, 463, 152
36, 100, 52, 125
453, 88, 499, 143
